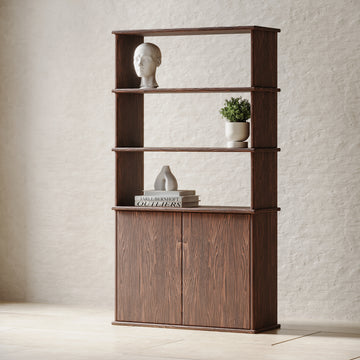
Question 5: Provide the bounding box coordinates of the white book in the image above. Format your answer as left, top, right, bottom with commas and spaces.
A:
135, 200, 199, 208
135, 195, 199, 202
143, 190, 196, 196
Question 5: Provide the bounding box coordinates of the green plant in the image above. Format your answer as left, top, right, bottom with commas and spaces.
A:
219, 97, 251, 122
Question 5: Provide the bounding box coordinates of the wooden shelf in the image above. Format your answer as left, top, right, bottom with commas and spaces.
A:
113, 87, 280, 94
112, 26, 280, 36
112, 147, 280, 153
112, 206, 280, 214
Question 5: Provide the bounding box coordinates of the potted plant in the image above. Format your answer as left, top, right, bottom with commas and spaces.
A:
219, 96, 251, 148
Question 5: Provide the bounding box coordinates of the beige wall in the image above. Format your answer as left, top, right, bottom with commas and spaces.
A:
0, 0, 359, 324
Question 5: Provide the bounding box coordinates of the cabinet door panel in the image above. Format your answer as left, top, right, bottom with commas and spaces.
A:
116, 211, 182, 324
183, 213, 250, 329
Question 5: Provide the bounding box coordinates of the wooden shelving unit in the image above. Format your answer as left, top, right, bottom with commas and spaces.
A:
112, 25, 280, 333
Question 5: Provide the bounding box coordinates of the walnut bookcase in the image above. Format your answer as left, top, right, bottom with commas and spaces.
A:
112, 26, 280, 333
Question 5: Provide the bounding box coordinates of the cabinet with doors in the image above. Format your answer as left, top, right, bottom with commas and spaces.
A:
111, 26, 280, 333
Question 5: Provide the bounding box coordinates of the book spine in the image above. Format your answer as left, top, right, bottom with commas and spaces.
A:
143, 191, 195, 196
135, 196, 199, 202
135, 200, 198, 207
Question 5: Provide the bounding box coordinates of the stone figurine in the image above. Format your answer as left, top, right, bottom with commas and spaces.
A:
154, 166, 178, 191
133, 42, 161, 88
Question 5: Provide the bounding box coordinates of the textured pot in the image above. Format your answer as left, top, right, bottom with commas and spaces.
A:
225, 121, 250, 148
154, 165, 178, 191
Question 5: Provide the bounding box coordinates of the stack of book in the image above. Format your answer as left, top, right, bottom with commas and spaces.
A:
135, 190, 199, 208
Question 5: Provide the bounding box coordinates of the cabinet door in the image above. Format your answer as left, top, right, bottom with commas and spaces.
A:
116, 211, 182, 324
183, 213, 250, 329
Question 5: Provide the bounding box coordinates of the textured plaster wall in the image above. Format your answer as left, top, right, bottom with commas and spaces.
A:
0, 0, 359, 324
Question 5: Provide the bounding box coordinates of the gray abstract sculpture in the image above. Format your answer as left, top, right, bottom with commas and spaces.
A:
154, 166, 178, 191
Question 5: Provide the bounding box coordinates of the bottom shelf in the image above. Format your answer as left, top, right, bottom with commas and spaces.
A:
112, 321, 281, 334
112, 205, 280, 214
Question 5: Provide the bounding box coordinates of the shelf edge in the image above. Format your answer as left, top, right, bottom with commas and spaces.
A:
112, 206, 280, 214
111, 147, 280, 153
112, 87, 280, 94
112, 26, 281, 36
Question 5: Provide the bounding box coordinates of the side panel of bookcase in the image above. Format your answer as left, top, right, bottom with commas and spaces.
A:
115, 35, 144, 205
251, 151, 277, 209
115, 211, 182, 324
250, 29, 277, 148
250, 30, 278, 209
251, 91, 277, 148
251, 29, 277, 88
250, 29, 278, 330
250, 212, 278, 329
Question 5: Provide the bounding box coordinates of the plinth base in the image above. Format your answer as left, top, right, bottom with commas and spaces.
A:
112, 320, 281, 334
227, 141, 248, 148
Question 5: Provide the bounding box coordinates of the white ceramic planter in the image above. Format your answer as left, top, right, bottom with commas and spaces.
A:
225, 121, 250, 148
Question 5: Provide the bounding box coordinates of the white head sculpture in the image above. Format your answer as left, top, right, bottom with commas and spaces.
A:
133, 42, 161, 88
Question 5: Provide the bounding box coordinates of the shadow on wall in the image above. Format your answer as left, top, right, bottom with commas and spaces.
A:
0, 3, 30, 301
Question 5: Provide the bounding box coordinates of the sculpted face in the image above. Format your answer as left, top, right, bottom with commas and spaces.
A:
133, 43, 161, 88
134, 46, 157, 77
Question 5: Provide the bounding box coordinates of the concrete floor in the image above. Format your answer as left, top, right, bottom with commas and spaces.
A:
0, 303, 359, 360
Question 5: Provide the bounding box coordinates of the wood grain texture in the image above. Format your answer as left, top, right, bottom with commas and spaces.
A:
115, 35, 144, 206
112, 26, 280, 333
112, 147, 280, 153
251, 91, 277, 148
112, 320, 280, 333
113, 206, 280, 214
116, 211, 182, 324
112, 26, 280, 36
183, 213, 250, 329
250, 212, 278, 329
115, 35, 144, 147
116, 152, 143, 206
115, 35, 143, 88
250, 30, 277, 149
113, 87, 279, 93
115, 94, 143, 147
251, 152, 277, 209
251, 30, 277, 88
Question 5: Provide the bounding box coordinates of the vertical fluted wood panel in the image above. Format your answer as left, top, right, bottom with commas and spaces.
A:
250, 30, 277, 148
251, 30, 277, 88
251, 91, 277, 148
115, 35, 144, 206
116, 152, 143, 206
115, 94, 144, 147
251, 212, 278, 329
183, 213, 250, 329
116, 211, 182, 324
251, 152, 277, 209
115, 35, 143, 88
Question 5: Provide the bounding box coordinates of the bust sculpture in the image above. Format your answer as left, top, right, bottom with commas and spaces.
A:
133, 42, 161, 88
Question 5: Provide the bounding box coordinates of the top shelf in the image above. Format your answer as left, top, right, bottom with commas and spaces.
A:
112, 26, 281, 36
112, 87, 280, 94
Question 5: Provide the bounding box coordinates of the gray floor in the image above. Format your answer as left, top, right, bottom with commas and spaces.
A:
0, 303, 359, 360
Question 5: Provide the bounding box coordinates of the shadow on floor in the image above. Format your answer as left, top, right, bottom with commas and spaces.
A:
266, 321, 360, 338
